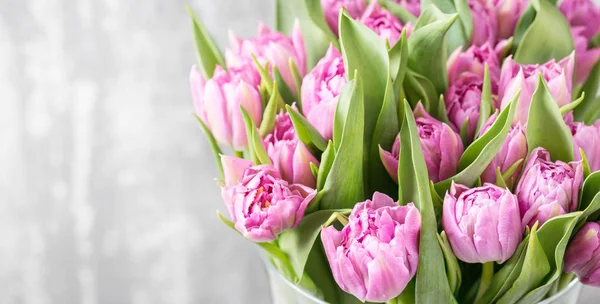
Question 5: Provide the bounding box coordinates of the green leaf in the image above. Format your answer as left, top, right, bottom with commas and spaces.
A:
303, 238, 343, 302
408, 6, 458, 94
580, 148, 592, 179
418, 1, 469, 54
273, 67, 297, 105
278, 209, 351, 282
241, 106, 271, 165
436, 94, 452, 125
574, 61, 600, 124
475, 64, 493, 136
320, 77, 366, 209
398, 100, 455, 303
559, 92, 584, 115
185, 5, 226, 78
193, 114, 224, 177
436, 92, 518, 195
381, 0, 418, 23
502, 158, 525, 188
579, 171, 600, 214
259, 83, 283, 137
286, 105, 328, 152
438, 231, 462, 295
526, 74, 574, 162
253, 55, 274, 94
289, 59, 304, 111
495, 166, 508, 188
317, 141, 335, 191
513, 0, 574, 64
403, 69, 439, 112
389, 29, 410, 98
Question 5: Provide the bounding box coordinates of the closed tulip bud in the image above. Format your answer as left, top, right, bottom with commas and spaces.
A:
499, 55, 574, 124
442, 182, 522, 263
515, 148, 583, 229
469, 0, 498, 46
190, 65, 262, 151
226, 23, 306, 93
391, 0, 421, 17
572, 27, 600, 85
494, 0, 529, 39
220, 156, 315, 242
570, 119, 600, 172
560, 0, 600, 40
380, 104, 464, 183
479, 113, 528, 184
321, 192, 421, 302
564, 222, 600, 287
301, 45, 346, 140
360, 1, 414, 46
447, 43, 501, 92
444, 73, 485, 141
264, 110, 319, 188
321, 0, 367, 35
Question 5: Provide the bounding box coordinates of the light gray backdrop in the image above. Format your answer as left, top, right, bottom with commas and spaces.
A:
0, 0, 596, 303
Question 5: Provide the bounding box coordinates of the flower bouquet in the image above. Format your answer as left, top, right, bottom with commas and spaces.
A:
188, 0, 600, 302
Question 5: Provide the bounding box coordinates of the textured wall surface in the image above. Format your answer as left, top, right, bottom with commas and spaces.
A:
0, 0, 597, 303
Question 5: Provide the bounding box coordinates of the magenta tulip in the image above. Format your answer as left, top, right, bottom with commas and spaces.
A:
301, 45, 346, 140
190, 65, 262, 151
444, 73, 486, 141
360, 1, 413, 46
479, 113, 528, 184
494, 0, 529, 39
560, 0, 600, 40
380, 104, 464, 183
391, 0, 421, 17
572, 27, 600, 85
565, 222, 600, 287
469, 0, 498, 46
515, 148, 583, 229
321, 0, 367, 35
220, 156, 315, 242
499, 54, 574, 124
321, 192, 420, 302
264, 110, 319, 188
226, 23, 306, 93
442, 182, 522, 263
570, 119, 600, 172
447, 42, 501, 92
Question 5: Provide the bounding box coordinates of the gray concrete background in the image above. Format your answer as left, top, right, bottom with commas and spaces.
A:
0, 0, 597, 303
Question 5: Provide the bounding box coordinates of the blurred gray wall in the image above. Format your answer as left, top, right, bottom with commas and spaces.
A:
0, 0, 597, 303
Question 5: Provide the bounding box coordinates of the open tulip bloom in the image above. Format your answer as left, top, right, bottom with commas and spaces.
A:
187, 0, 600, 302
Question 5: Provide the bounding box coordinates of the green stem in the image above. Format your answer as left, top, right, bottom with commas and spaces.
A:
475, 262, 494, 303
234, 150, 244, 158
558, 272, 575, 292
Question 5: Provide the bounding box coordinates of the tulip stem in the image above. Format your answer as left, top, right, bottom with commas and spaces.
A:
323, 212, 349, 227
234, 150, 244, 158
475, 262, 494, 303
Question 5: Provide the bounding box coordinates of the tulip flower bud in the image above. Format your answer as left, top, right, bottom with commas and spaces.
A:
360, 1, 414, 46
226, 23, 306, 93
321, 0, 367, 35
190, 65, 262, 151
572, 27, 600, 85
447, 43, 501, 92
499, 55, 574, 124
442, 182, 522, 263
560, 0, 600, 40
220, 156, 316, 242
301, 45, 346, 140
479, 113, 528, 184
494, 0, 528, 39
515, 148, 583, 229
321, 192, 421, 302
380, 104, 464, 183
570, 120, 600, 172
264, 110, 319, 188
444, 73, 486, 141
564, 222, 600, 287
391, 0, 421, 17
468, 0, 498, 46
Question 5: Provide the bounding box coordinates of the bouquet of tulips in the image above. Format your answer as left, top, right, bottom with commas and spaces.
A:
188, 0, 600, 302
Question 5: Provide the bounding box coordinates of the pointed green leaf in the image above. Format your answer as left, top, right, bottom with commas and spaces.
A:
259, 83, 283, 137
241, 106, 271, 165
580, 148, 592, 179
526, 74, 574, 162
559, 92, 584, 115
437, 94, 452, 125
193, 114, 224, 177
286, 105, 328, 152
389, 29, 410, 98
579, 171, 600, 213
185, 6, 226, 78
438, 231, 462, 295
273, 66, 297, 105
417, 1, 469, 54
495, 167, 508, 188
574, 61, 600, 124
382, 0, 419, 23
317, 141, 335, 191
289, 59, 304, 111
476, 64, 493, 135
404, 69, 439, 112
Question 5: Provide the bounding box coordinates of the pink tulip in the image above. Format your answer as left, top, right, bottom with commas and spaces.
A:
264, 110, 319, 188
494, 0, 529, 39
444, 72, 486, 141
572, 27, 600, 85
570, 119, 600, 172
515, 148, 583, 229
499, 54, 575, 124
226, 23, 306, 93
565, 221, 600, 287
220, 156, 315, 242
469, 0, 498, 46
190, 65, 262, 151
447, 42, 501, 93
560, 0, 600, 40
360, 1, 413, 46
321, 192, 420, 302
300, 45, 346, 140
442, 182, 522, 263
321, 0, 367, 35
380, 104, 464, 183
479, 113, 528, 184
391, 0, 421, 17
